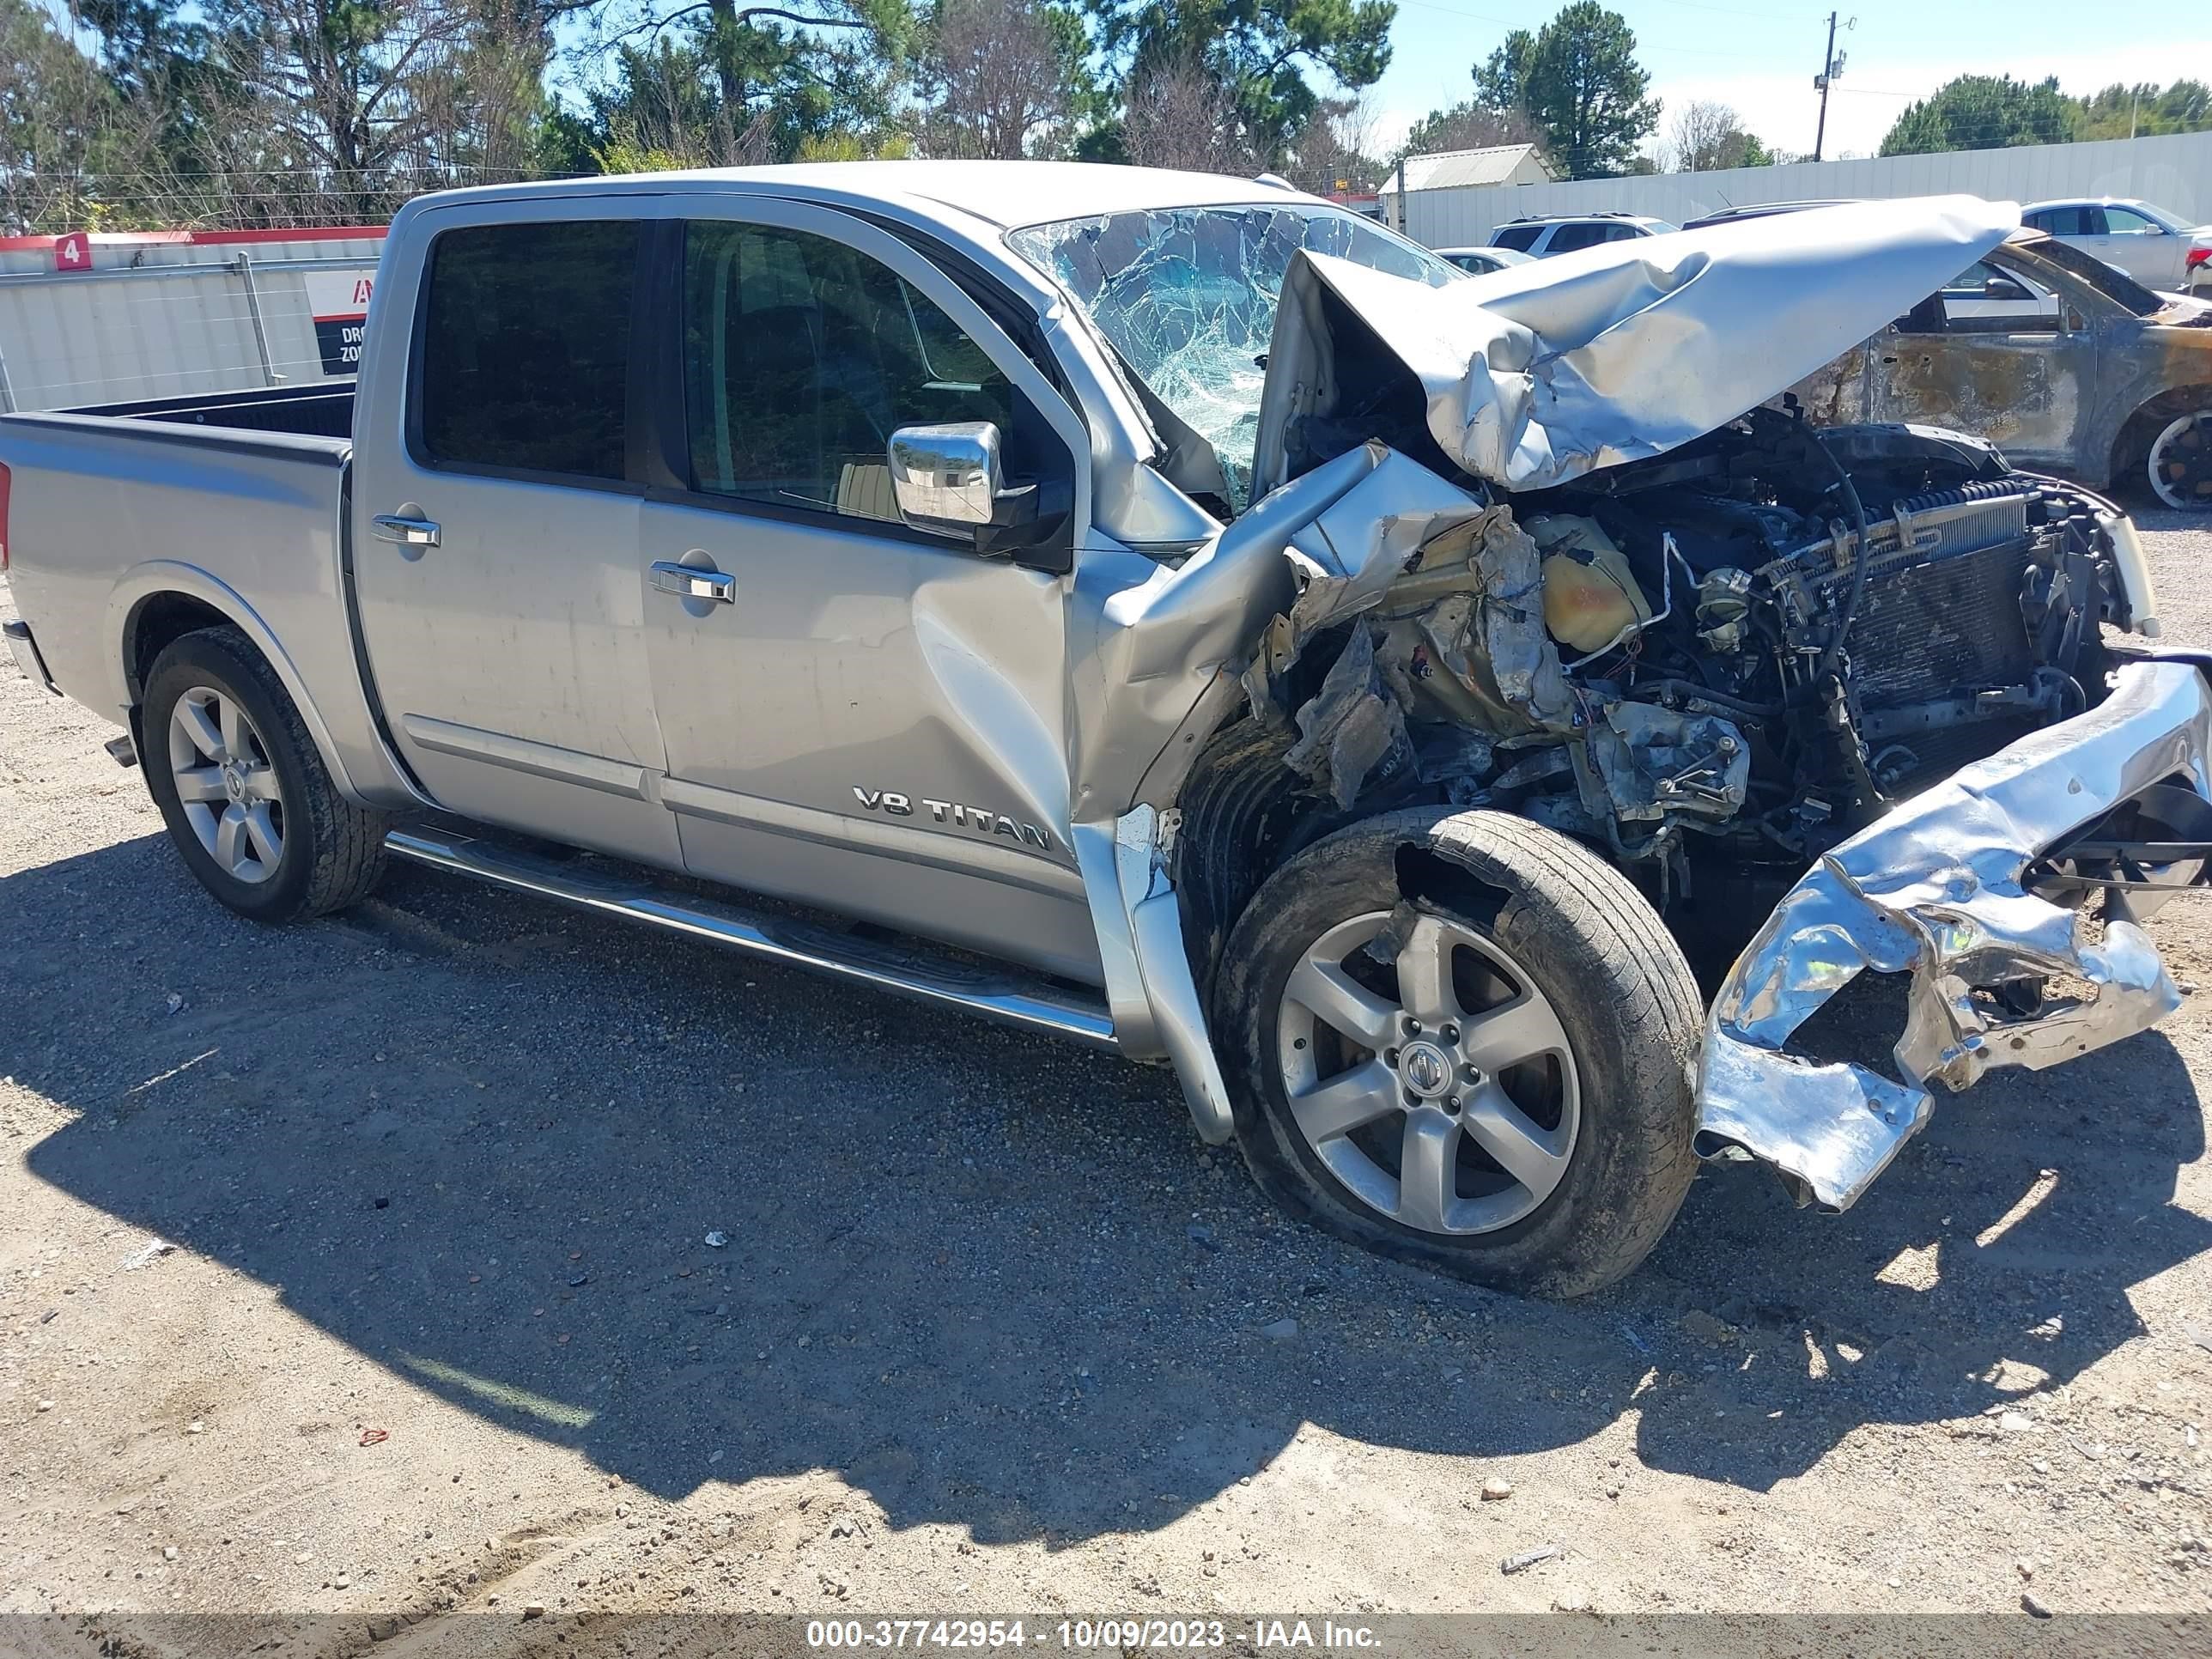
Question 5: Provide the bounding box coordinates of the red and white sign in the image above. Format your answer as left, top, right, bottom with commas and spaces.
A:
53, 232, 90, 273
304, 269, 378, 374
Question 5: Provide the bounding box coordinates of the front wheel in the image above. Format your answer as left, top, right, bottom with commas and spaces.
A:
1214, 808, 1704, 1297
142, 625, 389, 923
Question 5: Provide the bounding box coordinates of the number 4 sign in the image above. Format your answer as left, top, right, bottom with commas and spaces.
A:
53, 232, 90, 272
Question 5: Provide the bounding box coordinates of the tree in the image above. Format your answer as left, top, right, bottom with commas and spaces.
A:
0, 0, 115, 231
1661, 98, 1771, 173
1397, 100, 1534, 161
570, 2, 916, 169
1879, 75, 2075, 155
916, 0, 1096, 159
1471, 27, 1534, 119
1517, 3, 1656, 179
1090, 0, 1397, 167
1120, 50, 1249, 172
2072, 80, 2212, 141
1288, 93, 1385, 191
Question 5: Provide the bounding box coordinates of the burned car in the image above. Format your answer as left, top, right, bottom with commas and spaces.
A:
1792, 226, 2212, 510
4, 177, 2203, 1297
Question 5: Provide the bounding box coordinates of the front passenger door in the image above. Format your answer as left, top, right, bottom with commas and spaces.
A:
636, 201, 1103, 985
1865, 258, 2093, 473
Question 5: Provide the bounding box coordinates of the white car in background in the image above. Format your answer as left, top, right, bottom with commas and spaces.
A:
2021, 198, 2212, 293
1433, 245, 1535, 276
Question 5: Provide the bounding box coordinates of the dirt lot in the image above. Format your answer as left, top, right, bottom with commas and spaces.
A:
5, 516, 2212, 1650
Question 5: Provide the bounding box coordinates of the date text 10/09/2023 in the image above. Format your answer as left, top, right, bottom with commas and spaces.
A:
805, 1620, 1381, 1650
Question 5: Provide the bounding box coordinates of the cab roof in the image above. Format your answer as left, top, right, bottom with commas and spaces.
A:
409, 161, 1320, 234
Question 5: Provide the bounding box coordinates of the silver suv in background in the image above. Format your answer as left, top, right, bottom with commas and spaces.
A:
1487, 211, 1677, 257
2021, 198, 2212, 293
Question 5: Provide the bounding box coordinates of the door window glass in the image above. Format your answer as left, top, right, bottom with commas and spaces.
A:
1545, 222, 1609, 253
682, 222, 1017, 520
2027, 205, 2093, 236
417, 221, 637, 481
1491, 224, 1543, 252
2104, 205, 2160, 235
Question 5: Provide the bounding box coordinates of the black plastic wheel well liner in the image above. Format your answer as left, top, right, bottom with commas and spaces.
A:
124, 592, 234, 702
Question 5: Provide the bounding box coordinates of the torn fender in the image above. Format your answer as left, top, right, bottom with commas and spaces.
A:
1254, 196, 2019, 495
1695, 657, 2212, 1212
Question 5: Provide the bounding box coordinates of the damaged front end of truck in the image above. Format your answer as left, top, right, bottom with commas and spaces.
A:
1085, 197, 2208, 1213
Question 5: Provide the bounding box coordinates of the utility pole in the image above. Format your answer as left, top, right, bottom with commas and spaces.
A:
1812, 12, 1850, 161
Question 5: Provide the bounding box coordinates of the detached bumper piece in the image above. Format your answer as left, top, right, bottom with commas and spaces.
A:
3, 618, 57, 694
1695, 657, 2212, 1211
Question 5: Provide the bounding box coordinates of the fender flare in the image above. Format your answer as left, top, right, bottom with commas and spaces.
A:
105, 560, 365, 801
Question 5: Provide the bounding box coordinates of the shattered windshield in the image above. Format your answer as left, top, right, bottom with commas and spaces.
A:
1007, 204, 1456, 507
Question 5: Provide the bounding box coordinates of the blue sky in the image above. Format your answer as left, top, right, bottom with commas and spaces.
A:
1365, 1, 2210, 160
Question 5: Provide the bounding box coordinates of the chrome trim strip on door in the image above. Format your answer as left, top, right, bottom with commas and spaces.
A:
398, 714, 652, 799
383, 827, 1117, 1049
659, 776, 1085, 899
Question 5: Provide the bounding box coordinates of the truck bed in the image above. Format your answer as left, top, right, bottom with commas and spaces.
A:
0, 386, 386, 793
74, 381, 356, 441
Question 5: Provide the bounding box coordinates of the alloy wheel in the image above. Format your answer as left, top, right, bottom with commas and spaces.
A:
1274, 910, 1580, 1236
167, 686, 285, 884
2148, 410, 2212, 510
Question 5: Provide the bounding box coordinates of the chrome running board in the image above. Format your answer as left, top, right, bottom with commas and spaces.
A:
383, 827, 1118, 1050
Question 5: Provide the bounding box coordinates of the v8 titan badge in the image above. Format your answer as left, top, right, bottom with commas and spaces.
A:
304, 269, 377, 375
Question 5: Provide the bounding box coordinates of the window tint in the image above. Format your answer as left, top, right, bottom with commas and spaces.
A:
418, 221, 636, 481
1603, 223, 1644, 242
683, 222, 1018, 521
1545, 222, 1610, 253
1492, 224, 1543, 252
2029, 205, 2094, 237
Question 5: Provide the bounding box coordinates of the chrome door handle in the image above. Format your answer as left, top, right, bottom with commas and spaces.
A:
651, 562, 736, 604
373, 514, 441, 548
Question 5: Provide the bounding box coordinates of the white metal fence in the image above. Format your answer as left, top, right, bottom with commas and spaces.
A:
1401, 131, 2212, 249
0, 234, 385, 413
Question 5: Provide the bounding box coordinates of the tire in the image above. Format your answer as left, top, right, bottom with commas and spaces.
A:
1214, 807, 1703, 1298
2145, 408, 2212, 511
141, 625, 389, 923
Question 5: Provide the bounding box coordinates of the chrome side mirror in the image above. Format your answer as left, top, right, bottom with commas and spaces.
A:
889, 422, 1002, 531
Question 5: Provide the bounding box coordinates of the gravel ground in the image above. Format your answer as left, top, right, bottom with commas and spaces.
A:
3, 514, 2211, 1648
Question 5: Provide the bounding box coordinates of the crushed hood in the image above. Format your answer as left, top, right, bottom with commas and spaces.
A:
1252, 195, 2020, 496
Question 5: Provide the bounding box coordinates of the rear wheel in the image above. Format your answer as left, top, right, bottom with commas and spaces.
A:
2147, 410, 2212, 510
1215, 808, 1704, 1297
142, 626, 389, 922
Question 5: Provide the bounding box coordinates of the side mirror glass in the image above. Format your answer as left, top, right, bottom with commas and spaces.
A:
889, 422, 1001, 531
1983, 275, 2031, 302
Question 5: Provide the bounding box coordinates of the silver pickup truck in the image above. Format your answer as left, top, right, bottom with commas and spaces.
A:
3, 164, 2204, 1295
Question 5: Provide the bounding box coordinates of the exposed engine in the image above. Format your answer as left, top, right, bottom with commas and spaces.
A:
1222, 410, 2137, 924
1498, 410, 2130, 878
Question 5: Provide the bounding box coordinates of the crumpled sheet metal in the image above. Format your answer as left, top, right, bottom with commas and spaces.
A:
1256, 197, 2019, 494
1237, 486, 1582, 804
1696, 657, 2212, 1212
1081, 441, 1502, 815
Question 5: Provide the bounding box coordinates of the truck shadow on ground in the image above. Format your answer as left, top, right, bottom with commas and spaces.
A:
11, 833, 2209, 1539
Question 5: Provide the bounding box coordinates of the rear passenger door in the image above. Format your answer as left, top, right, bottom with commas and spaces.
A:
632, 198, 1103, 984
350, 202, 679, 865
